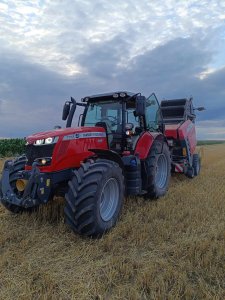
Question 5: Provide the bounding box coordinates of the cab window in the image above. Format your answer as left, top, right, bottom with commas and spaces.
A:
145, 93, 160, 131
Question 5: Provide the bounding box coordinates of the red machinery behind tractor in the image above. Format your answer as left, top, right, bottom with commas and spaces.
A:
0, 92, 204, 237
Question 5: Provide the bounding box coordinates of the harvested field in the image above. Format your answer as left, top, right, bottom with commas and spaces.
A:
0, 145, 225, 299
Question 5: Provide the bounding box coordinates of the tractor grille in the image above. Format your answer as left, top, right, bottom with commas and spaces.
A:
25, 144, 55, 166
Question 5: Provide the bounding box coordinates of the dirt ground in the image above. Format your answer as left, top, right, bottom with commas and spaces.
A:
0, 145, 225, 299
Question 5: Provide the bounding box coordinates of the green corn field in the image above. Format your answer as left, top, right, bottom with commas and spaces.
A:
0, 139, 25, 157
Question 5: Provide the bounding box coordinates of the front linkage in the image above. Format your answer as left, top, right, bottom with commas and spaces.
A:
0, 158, 52, 208
0, 156, 72, 210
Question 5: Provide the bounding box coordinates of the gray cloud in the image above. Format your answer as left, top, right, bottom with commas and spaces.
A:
77, 34, 225, 122
1, 0, 225, 76
0, 1, 225, 139
0, 35, 224, 138
0, 48, 71, 137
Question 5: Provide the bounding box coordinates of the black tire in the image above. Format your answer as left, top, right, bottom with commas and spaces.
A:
145, 140, 171, 199
193, 153, 201, 176
1, 155, 28, 213
186, 166, 194, 178
64, 159, 124, 237
185, 153, 201, 178
0, 178, 3, 199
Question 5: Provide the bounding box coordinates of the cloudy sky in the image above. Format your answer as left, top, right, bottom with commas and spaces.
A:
0, 0, 225, 139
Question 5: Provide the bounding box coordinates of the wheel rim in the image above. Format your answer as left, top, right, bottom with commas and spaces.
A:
155, 154, 168, 189
100, 178, 120, 222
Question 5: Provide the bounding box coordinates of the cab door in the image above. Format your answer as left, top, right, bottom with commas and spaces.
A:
145, 93, 162, 132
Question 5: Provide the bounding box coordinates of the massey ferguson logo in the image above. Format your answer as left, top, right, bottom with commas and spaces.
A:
63, 132, 106, 141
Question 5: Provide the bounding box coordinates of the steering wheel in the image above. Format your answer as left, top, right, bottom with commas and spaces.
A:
107, 116, 117, 121
101, 116, 118, 127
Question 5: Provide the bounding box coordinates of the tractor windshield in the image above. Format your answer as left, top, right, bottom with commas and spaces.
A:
83, 100, 139, 130
83, 100, 122, 132
83, 99, 140, 151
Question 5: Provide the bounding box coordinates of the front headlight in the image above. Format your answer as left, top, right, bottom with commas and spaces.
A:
34, 136, 59, 146
35, 139, 45, 145
45, 137, 53, 144
34, 157, 52, 166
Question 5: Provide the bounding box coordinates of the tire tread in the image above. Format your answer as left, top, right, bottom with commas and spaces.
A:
64, 159, 124, 237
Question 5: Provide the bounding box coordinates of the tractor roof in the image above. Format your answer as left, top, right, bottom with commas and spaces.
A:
81, 91, 136, 102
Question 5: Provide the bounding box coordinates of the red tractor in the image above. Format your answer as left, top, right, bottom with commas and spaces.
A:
0, 92, 203, 237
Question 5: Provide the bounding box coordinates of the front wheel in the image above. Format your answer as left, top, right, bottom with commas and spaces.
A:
64, 159, 124, 237
145, 140, 171, 199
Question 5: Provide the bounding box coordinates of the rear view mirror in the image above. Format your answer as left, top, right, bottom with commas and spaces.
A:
62, 101, 71, 120
135, 96, 146, 116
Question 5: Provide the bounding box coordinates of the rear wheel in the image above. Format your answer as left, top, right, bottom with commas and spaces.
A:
145, 140, 171, 198
1, 155, 28, 213
64, 159, 124, 237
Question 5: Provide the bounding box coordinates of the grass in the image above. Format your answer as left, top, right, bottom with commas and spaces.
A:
0, 145, 225, 299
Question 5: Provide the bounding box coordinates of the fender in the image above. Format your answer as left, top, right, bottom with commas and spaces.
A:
178, 121, 197, 155
88, 148, 124, 169
134, 132, 167, 159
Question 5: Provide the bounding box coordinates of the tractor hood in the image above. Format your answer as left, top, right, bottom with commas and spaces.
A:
26, 126, 106, 144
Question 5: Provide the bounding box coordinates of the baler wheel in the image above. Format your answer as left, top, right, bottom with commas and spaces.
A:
193, 153, 201, 176
64, 159, 124, 237
186, 167, 194, 178
186, 153, 201, 178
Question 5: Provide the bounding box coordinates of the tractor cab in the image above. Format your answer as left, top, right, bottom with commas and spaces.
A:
63, 91, 162, 153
